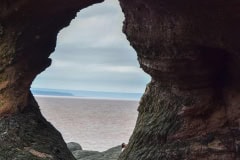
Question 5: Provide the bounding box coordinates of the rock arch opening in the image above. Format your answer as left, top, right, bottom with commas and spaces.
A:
31, 0, 150, 151
2, 0, 240, 159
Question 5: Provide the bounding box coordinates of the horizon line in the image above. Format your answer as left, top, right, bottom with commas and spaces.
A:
31, 87, 143, 94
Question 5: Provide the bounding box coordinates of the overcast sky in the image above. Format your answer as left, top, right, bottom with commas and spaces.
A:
31, 0, 150, 93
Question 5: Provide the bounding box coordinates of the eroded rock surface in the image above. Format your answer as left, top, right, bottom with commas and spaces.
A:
119, 0, 240, 159
0, 93, 75, 160
0, 0, 102, 159
0, 0, 103, 116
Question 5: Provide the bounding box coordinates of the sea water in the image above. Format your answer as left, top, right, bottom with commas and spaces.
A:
35, 96, 139, 151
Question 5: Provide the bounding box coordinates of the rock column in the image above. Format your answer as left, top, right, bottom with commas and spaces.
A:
119, 0, 240, 159
0, 0, 102, 159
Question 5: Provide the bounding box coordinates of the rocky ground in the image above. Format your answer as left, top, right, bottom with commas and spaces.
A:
0, 97, 75, 160
67, 142, 122, 160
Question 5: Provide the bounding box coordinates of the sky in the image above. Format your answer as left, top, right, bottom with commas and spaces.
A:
31, 0, 150, 93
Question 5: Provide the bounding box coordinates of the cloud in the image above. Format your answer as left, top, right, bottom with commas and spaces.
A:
57, 0, 125, 48
32, 0, 150, 93
52, 46, 138, 67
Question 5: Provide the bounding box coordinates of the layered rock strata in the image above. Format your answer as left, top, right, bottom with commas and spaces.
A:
119, 0, 240, 159
0, 0, 102, 159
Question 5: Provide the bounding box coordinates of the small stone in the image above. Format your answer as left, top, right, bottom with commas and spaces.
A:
72, 150, 101, 159
67, 142, 83, 152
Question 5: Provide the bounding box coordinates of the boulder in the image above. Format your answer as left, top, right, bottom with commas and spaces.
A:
67, 142, 83, 152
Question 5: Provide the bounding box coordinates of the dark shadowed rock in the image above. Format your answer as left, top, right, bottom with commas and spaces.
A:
118, 0, 240, 159
67, 142, 83, 152
0, 94, 75, 160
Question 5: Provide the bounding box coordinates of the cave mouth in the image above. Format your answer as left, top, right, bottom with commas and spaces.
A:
31, 0, 150, 151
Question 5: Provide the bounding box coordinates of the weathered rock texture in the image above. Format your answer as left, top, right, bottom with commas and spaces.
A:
0, 0, 103, 115
0, 0, 102, 159
119, 0, 240, 159
0, 93, 75, 159
1, 0, 240, 160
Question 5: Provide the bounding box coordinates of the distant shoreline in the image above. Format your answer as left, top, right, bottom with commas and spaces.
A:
31, 88, 142, 101
34, 95, 139, 102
